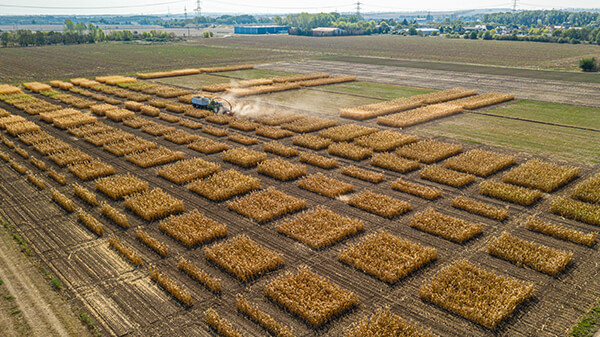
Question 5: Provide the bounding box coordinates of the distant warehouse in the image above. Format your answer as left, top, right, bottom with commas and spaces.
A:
312, 27, 346, 36
234, 25, 291, 35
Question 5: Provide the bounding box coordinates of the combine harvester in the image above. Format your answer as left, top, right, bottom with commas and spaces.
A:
191, 95, 233, 115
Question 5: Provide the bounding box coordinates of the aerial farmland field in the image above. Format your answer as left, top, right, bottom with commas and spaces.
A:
0, 35, 599, 337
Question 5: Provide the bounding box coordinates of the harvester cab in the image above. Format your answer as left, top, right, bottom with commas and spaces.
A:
191, 95, 233, 116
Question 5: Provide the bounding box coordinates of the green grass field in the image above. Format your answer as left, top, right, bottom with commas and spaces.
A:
483, 100, 600, 130
312, 81, 434, 99
418, 113, 600, 165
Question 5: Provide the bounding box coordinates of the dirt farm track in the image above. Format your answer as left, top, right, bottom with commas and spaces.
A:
258, 60, 600, 108
0, 74, 599, 337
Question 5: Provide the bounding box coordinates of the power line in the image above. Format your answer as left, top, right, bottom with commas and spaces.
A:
207, 0, 355, 10
0, 0, 188, 10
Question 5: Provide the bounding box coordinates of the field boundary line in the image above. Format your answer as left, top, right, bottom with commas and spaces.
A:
468, 111, 600, 133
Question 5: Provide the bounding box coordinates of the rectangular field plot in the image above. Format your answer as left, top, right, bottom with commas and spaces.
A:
451, 196, 509, 221
297, 173, 353, 198
124, 188, 185, 221
68, 160, 116, 180
292, 134, 331, 150
339, 231, 436, 284
188, 169, 260, 201
479, 181, 542, 206
298, 151, 338, 169
204, 235, 283, 282
391, 178, 442, 200
419, 260, 535, 329
571, 172, 600, 204
264, 266, 359, 327
341, 165, 385, 183
377, 103, 463, 128
444, 149, 516, 177
397, 140, 463, 163
126, 147, 184, 168
160, 209, 227, 247
276, 206, 364, 249
419, 165, 476, 188
318, 123, 377, 142
228, 133, 258, 145
348, 190, 411, 218
525, 216, 598, 247
410, 208, 482, 243
550, 197, 600, 226
188, 137, 228, 154
502, 159, 579, 192
328, 142, 373, 161
227, 187, 306, 223
257, 158, 306, 181
347, 307, 435, 337
255, 126, 293, 139
488, 232, 573, 275
96, 173, 149, 199
103, 137, 157, 156
263, 141, 298, 157
222, 147, 267, 168
49, 149, 93, 166
163, 129, 200, 144
353, 130, 418, 152
157, 158, 220, 184
370, 152, 420, 173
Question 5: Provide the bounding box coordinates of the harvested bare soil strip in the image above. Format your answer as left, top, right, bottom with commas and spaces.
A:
258, 60, 600, 108
0, 210, 90, 337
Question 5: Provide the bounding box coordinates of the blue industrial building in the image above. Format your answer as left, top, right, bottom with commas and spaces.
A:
234, 25, 291, 35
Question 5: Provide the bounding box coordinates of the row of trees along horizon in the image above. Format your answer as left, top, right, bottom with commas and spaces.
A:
1, 10, 600, 47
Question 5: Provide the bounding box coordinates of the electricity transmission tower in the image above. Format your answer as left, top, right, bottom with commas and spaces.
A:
356, 1, 361, 17
512, 0, 518, 12
195, 0, 202, 16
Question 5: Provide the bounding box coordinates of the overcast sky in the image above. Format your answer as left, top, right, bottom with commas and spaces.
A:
0, 0, 598, 16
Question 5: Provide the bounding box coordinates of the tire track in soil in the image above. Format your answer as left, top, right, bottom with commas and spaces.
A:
0, 226, 72, 337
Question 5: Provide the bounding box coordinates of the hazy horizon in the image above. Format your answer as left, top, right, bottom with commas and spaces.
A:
0, 0, 599, 16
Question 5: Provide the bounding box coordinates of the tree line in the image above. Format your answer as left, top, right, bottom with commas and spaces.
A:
273, 13, 387, 35
483, 10, 600, 27
158, 15, 266, 27
0, 19, 178, 47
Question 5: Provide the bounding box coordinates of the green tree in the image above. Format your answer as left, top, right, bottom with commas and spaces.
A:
75, 22, 86, 35
379, 21, 390, 34
63, 19, 75, 32
408, 26, 417, 35
87, 23, 98, 41
579, 57, 598, 72
1, 32, 13, 47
